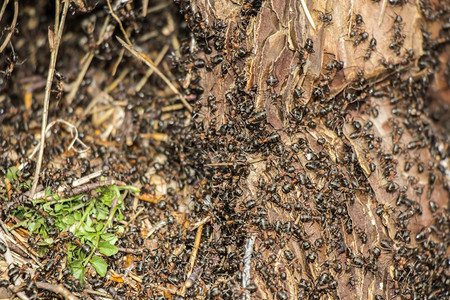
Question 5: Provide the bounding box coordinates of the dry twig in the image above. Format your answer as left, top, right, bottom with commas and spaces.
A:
84, 289, 113, 298
182, 223, 204, 295
146, 2, 170, 15
66, 15, 111, 104
187, 216, 211, 231
0, 230, 29, 300
123, 207, 145, 228
35, 281, 78, 300
180, 223, 206, 297
0, 0, 18, 53
145, 282, 179, 295
0, 0, 10, 23
135, 44, 169, 92
0, 220, 42, 267
106, 0, 132, 45
30, 0, 69, 200
378, 0, 388, 26
204, 158, 265, 167
144, 220, 167, 238
65, 52, 94, 104
117, 37, 193, 112
300, 0, 316, 31
141, 0, 149, 17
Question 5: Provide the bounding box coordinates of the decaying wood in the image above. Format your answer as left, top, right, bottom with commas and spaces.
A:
182, 0, 448, 298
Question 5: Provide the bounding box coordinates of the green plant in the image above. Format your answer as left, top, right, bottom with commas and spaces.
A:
6, 169, 139, 284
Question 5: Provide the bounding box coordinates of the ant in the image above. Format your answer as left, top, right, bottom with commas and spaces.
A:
0, 45, 22, 79
53, 71, 65, 103
364, 37, 377, 60
315, 9, 333, 25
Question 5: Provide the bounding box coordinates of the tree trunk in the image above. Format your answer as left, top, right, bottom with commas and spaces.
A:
177, 0, 449, 299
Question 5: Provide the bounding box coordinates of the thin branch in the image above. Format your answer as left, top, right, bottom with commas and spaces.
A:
35, 282, 79, 300
0, 230, 29, 300
378, 0, 388, 26
32, 178, 126, 201
66, 15, 110, 104
84, 289, 113, 298
65, 52, 94, 104
106, 0, 132, 45
0, 0, 18, 53
0, 220, 42, 267
27, 170, 103, 200
300, 0, 316, 31
185, 266, 202, 288
116, 36, 193, 112
146, 2, 171, 15
204, 158, 265, 167
144, 220, 167, 238
161, 103, 185, 112
111, 48, 125, 76
30, 0, 69, 200
135, 44, 169, 92
145, 282, 179, 295
182, 223, 204, 295
141, 0, 149, 17
188, 216, 211, 231
123, 206, 145, 228
71, 170, 103, 187
0, 0, 10, 27
105, 68, 129, 93
117, 247, 142, 254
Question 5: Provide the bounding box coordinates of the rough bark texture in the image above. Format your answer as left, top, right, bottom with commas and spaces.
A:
174, 0, 449, 299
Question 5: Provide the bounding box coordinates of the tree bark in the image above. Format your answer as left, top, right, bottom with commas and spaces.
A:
178, 0, 449, 298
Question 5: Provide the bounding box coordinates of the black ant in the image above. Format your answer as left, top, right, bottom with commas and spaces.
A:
53, 71, 65, 103
1, 45, 19, 79
316, 10, 333, 24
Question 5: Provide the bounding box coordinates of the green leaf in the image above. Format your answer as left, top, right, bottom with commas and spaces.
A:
116, 211, 124, 221
83, 222, 96, 233
11, 206, 26, 219
63, 214, 75, 225
70, 260, 85, 282
55, 219, 66, 231
18, 180, 31, 189
6, 167, 18, 182
100, 233, 117, 243
96, 221, 104, 232
100, 188, 115, 207
79, 232, 96, 243
28, 221, 40, 233
9, 218, 29, 231
85, 215, 93, 226
44, 237, 54, 244
98, 241, 118, 256
91, 256, 108, 277
96, 205, 109, 220
54, 203, 64, 213
73, 211, 81, 221
39, 226, 48, 238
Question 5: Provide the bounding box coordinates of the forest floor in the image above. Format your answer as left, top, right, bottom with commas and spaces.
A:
0, 1, 201, 299
0, 1, 449, 300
